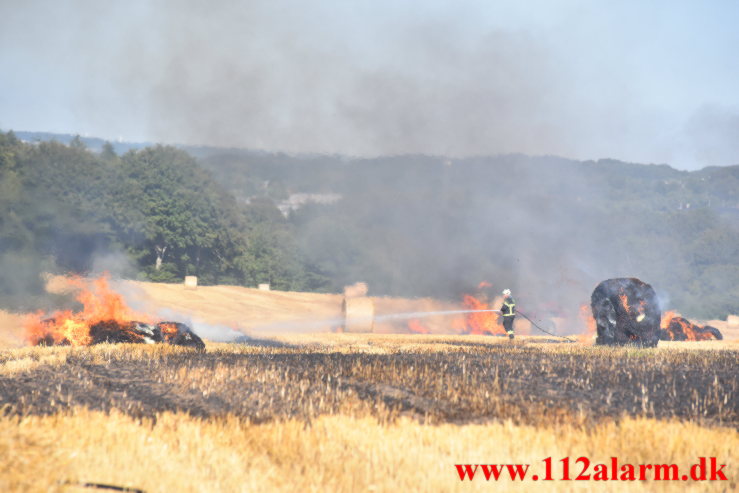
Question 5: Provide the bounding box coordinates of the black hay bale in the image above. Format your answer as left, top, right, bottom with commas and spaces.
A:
704, 325, 724, 340
155, 321, 206, 351
89, 320, 149, 344
591, 278, 661, 347
89, 320, 206, 349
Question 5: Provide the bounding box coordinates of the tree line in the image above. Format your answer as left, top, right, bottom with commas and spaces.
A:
2, 130, 737, 319
0, 131, 308, 310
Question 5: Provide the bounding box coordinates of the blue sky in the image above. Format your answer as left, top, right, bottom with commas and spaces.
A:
1, 0, 737, 169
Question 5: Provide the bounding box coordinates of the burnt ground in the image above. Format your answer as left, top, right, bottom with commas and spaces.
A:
0, 344, 736, 426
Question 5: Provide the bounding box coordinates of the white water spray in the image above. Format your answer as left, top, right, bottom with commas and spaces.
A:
375, 309, 500, 322
246, 308, 501, 334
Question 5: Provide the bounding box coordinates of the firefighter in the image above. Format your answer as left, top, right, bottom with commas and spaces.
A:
500, 289, 516, 339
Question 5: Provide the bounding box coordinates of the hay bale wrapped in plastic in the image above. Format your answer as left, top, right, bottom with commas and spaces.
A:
342, 297, 375, 333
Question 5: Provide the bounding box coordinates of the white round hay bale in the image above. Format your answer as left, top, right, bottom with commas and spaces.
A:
184, 276, 198, 290
342, 297, 375, 333
727, 315, 739, 327
258, 283, 271, 291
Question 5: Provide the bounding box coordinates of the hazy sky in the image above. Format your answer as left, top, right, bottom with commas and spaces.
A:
1, 0, 737, 169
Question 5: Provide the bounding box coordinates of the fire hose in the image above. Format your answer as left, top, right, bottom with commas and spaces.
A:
61, 481, 145, 492
513, 309, 576, 342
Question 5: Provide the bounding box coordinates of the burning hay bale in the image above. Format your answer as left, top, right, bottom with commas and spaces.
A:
659, 315, 723, 341
92, 320, 207, 350
25, 275, 206, 350
89, 320, 156, 344
156, 321, 206, 350
591, 278, 661, 347
33, 318, 206, 350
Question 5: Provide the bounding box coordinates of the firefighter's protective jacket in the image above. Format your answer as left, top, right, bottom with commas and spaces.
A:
500, 296, 516, 317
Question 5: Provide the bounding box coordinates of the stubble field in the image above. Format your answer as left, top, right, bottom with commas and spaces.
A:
0, 334, 737, 492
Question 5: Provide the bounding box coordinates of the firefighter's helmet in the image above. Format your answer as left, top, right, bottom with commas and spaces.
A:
502, 289, 511, 296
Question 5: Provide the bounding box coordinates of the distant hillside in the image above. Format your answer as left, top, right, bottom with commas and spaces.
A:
13, 131, 152, 155
1, 130, 737, 319
195, 149, 739, 319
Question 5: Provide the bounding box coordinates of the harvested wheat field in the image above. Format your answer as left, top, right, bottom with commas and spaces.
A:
0, 333, 737, 492
111, 279, 466, 334
0, 279, 737, 491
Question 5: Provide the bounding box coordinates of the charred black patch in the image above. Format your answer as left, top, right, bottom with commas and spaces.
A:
0, 344, 735, 426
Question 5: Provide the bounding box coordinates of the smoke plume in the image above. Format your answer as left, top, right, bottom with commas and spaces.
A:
2, 1, 738, 169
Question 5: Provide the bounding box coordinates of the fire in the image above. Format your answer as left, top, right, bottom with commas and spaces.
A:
25, 274, 151, 346
661, 310, 679, 331
660, 311, 722, 341
25, 312, 92, 346
618, 292, 629, 313
456, 294, 504, 335
159, 322, 179, 338
578, 304, 596, 343
618, 290, 647, 321
451, 317, 467, 333
407, 319, 430, 334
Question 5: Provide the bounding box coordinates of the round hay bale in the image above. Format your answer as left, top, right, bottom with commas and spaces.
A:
184, 276, 198, 290
258, 283, 271, 291
591, 277, 660, 347
727, 315, 739, 327
342, 297, 375, 333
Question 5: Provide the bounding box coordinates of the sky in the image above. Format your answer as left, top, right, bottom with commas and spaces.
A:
1, 0, 738, 169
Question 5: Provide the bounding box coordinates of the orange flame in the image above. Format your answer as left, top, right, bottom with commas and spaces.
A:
451, 317, 467, 333
660, 311, 719, 341
660, 310, 679, 330
618, 292, 629, 313
159, 322, 179, 337
157, 322, 182, 343
456, 294, 504, 335
407, 319, 430, 334
577, 304, 596, 343
25, 274, 152, 346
